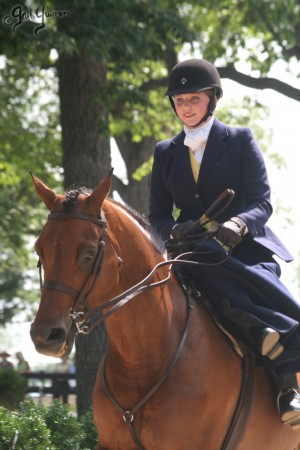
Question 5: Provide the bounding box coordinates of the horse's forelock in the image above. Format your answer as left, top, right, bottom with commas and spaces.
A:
62, 187, 92, 209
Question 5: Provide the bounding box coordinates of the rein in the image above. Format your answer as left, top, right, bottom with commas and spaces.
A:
39, 189, 235, 333
39, 212, 231, 334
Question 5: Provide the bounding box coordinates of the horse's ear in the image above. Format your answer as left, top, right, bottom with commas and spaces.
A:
30, 171, 58, 211
87, 169, 113, 211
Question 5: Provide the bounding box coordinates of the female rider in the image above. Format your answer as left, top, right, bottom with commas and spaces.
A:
149, 58, 300, 428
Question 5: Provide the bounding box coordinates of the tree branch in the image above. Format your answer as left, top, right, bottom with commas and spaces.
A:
217, 66, 300, 102
139, 66, 300, 102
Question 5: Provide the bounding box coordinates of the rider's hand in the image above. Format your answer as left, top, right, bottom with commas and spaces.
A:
216, 217, 247, 247
171, 220, 204, 239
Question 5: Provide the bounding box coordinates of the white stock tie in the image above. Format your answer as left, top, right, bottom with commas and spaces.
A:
184, 128, 208, 164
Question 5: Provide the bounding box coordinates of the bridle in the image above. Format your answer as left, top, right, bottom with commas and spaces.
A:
38, 189, 235, 334
38, 210, 233, 334
38, 212, 108, 334
38, 211, 175, 334
39, 211, 177, 335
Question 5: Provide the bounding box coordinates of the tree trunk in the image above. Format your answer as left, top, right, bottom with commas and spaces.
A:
115, 135, 155, 215
57, 18, 110, 416
57, 52, 111, 189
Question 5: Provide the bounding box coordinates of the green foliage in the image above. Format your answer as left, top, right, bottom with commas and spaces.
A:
0, 369, 26, 409
0, 55, 62, 318
42, 401, 84, 450
187, 0, 300, 72
47, 0, 194, 61
0, 399, 98, 450
0, 406, 51, 450
78, 410, 99, 450
217, 95, 272, 152
132, 157, 154, 181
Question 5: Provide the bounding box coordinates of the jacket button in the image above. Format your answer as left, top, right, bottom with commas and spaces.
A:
195, 194, 200, 198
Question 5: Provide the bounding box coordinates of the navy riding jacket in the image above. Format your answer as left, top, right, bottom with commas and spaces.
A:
149, 118, 293, 262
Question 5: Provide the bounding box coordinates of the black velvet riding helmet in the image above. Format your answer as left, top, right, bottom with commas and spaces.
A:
166, 59, 223, 127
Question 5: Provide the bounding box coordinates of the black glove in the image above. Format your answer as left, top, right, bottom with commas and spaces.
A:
171, 220, 204, 239
216, 217, 247, 247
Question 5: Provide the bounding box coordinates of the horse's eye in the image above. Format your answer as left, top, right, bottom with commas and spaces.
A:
83, 249, 97, 262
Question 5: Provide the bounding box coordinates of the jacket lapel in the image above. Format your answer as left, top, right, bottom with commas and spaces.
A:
199, 119, 228, 182
171, 130, 197, 189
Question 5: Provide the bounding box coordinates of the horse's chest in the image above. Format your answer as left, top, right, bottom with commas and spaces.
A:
93, 376, 225, 450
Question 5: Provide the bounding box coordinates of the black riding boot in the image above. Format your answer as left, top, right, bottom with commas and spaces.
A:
220, 305, 285, 359
270, 373, 300, 428
251, 327, 284, 360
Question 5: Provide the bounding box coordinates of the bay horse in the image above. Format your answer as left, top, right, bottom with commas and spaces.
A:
30, 171, 300, 450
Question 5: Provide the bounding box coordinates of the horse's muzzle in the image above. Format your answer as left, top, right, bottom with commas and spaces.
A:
30, 321, 75, 357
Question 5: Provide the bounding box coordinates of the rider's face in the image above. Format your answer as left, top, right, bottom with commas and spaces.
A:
173, 91, 211, 128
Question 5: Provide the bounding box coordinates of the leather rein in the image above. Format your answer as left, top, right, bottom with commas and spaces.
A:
38, 189, 236, 334
38, 212, 227, 335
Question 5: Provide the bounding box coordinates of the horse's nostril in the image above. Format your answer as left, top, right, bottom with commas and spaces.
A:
48, 327, 66, 342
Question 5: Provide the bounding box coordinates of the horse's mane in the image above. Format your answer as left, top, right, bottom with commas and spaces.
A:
63, 188, 165, 254
109, 199, 166, 255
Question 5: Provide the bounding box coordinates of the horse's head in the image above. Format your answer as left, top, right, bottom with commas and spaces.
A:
30, 171, 113, 357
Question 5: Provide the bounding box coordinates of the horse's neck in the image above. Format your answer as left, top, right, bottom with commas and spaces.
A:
103, 202, 184, 373
105, 275, 185, 376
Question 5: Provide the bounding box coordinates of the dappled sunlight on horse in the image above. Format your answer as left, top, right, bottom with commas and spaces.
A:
30, 172, 300, 450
